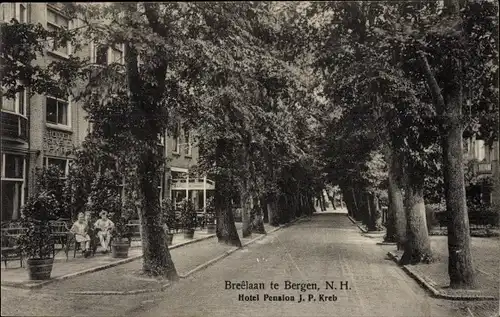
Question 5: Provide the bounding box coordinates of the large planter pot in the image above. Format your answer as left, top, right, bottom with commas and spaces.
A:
206, 223, 216, 234
166, 233, 174, 246
111, 238, 130, 258
27, 258, 54, 280
184, 229, 195, 239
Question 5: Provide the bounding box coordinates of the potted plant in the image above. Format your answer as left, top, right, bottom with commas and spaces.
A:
110, 217, 132, 258
205, 197, 216, 234
18, 191, 58, 280
161, 199, 176, 245
180, 200, 197, 239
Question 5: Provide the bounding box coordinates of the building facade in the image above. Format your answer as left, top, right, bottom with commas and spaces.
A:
167, 124, 214, 212
1, 3, 90, 222
1, 3, 211, 222
464, 137, 499, 205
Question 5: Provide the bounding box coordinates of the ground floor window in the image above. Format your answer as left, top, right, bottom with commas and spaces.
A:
1, 153, 26, 221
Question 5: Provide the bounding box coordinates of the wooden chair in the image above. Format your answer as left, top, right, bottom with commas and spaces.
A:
49, 220, 70, 256
1, 226, 27, 268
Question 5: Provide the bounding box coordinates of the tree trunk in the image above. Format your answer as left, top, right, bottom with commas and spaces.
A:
340, 185, 355, 218
385, 145, 406, 246
368, 193, 383, 231
262, 196, 269, 223
241, 186, 252, 238
400, 167, 432, 265
351, 186, 361, 221
355, 187, 370, 226
215, 139, 241, 247
418, 51, 476, 288
137, 152, 178, 280
124, 31, 177, 280
252, 196, 266, 234
327, 188, 336, 210
442, 79, 476, 289
267, 193, 279, 227
384, 189, 397, 242
306, 194, 316, 216
320, 192, 327, 211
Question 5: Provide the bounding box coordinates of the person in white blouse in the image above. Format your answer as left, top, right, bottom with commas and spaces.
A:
70, 213, 91, 257
94, 210, 115, 253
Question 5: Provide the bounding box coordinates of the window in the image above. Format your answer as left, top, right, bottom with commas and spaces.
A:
1, 154, 26, 221
44, 157, 70, 179
18, 3, 27, 23
91, 43, 124, 65
184, 129, 192, 156
159, 131, 165, 146
46, 96, 69, 126
110, 45, 124, 64
47, 7, 71, 56
95, 45, 108, 65
172, 122, 181, 154
1, 86, 27, 115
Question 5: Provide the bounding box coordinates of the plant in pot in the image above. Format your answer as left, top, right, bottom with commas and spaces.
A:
180, 199, 197, 239
161, 199, 176, 246
205, 197, 216, 234
110, 216, 132, 258
18, 191, 59, 280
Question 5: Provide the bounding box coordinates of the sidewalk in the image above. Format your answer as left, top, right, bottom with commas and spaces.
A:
1, 221, 286, 292
384, 236, 499, 300
1, 228, 216, 289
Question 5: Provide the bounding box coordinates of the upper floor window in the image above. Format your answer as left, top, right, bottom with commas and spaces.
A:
110, 44, 124, 64
3, 3, 27, 23
184, 130, 192, 156
46, 95, 69, 127
94, 45, 108, 65
91, 43, 124, 65
172, 122, 181, 154
1, 86, 26, 116
47, 7, 71, 57
18, 3, 27, 23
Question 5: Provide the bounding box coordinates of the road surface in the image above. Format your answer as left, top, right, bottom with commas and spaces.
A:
2, 213, 494, 317
129, 214, 471, 317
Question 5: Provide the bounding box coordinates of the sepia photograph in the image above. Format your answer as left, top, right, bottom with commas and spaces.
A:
0, 2, 499, 317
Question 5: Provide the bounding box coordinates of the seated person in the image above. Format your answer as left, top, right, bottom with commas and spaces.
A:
94, 210, 115, 253
70, 213, 91, 258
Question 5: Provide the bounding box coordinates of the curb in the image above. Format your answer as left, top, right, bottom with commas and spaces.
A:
387, 252, 497, 301
347, 215, 368, 233
1, 234, 216, 291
